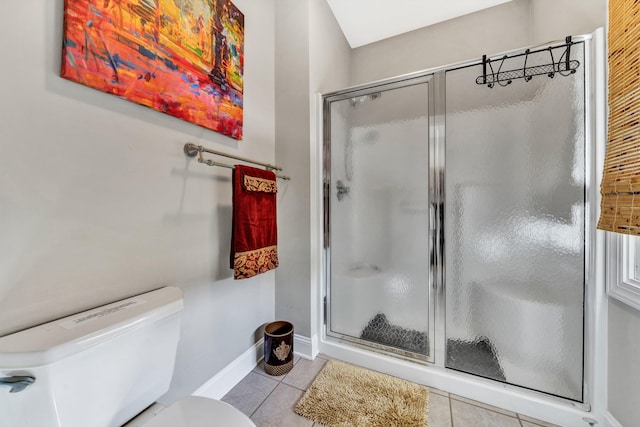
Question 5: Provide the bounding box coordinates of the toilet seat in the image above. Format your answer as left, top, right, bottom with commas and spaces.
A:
143, 396, 255, 427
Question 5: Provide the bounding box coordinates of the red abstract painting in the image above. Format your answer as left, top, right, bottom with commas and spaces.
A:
61, 0, 244, 139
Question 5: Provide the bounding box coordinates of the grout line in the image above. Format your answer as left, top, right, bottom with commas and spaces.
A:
253, 366, 286, 382
248, 380, 283, 419
278, 356, 302, 383
449, 394, 519, 419
248, 359, 318, 420
428, 388, 450, 398
284, 382, 309, 393
449, 395, 454, 427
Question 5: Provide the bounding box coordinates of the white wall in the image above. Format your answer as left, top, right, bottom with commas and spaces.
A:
531, 0, 606, 44
309, 0, 351, 95
274, 0, 312, 337
608, 299, 640, 426
308, 0, 352, 343
350, 0, 531, 85
275, 0, 350, 339
350, 0, 606, 86
599, 1, 640, 424
0, 0, 275, 403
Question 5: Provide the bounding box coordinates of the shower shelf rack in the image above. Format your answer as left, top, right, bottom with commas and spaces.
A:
477, 36, 580, 87
183, 143, 291, 180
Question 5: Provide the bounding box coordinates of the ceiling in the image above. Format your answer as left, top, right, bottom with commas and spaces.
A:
326, 0, 513, 48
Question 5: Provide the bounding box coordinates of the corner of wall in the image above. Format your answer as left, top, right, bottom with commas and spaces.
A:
274, 0, 350, 342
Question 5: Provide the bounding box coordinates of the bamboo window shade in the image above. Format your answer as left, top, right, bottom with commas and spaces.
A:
598, 0, 640, 235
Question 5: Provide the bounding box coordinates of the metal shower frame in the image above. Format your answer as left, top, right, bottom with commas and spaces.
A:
321, 34, 596, 412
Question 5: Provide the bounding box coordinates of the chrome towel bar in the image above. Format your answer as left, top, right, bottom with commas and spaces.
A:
184, 143, 291, 180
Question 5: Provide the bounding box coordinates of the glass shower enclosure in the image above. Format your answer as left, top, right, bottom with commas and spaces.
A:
323, 39, 587, 402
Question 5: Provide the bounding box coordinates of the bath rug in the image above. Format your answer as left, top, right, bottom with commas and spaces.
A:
295, 360, 429, 427
360, 313, 429, 356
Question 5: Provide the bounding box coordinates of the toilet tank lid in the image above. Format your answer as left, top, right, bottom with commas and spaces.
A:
0, 287, 184, 369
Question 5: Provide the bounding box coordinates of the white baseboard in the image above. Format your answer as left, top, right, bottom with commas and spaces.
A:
294, 334, 319, 360
191, 335, 319, 400
603, 411, 624, 427
192, 339, 263, 400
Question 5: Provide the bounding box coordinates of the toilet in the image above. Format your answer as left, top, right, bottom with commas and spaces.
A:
0, 287, 255, 427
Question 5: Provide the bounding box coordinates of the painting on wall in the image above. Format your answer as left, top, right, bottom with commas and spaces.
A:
61, 0, 244, 140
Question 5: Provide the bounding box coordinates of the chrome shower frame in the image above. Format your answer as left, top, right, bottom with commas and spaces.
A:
319, 32, 605, 425
322, 73, 436, 364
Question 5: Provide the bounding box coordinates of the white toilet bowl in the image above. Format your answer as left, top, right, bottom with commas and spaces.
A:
142, 397, 254, 427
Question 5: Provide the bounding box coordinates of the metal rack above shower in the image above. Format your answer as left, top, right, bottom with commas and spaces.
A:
183, 143, 291, 180
477, 36, 580, 88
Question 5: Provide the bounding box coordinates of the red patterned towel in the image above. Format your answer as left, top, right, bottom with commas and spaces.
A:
231, 165, 279, 280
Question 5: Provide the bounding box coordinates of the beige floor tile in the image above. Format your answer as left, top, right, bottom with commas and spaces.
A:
232, 358, 547, 427
521, 422, 551, 427
221, 372, 279, 417
231, 355, 559, 427
519, 414, 562, 427
252, 355, 301, 380
428, 387, 449, 397
451, 394, 517, 417
282, 357, 327, 390
427, 392, 452, 427
252, 360, 273, 378
251, 383, 314, 427
451, 399, 520, 427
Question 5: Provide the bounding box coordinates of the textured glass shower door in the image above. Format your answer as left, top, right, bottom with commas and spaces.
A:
444, 43, 586, 401
324, 77, 434, 361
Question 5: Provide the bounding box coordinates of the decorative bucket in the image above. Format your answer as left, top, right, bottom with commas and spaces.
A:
264, 320, 294, 376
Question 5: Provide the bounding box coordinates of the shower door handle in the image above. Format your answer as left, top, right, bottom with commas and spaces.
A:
336, 180, 350, 201
0, 376, 35, 393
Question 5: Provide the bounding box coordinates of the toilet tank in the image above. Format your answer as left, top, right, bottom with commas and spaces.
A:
0, 287, 184, 427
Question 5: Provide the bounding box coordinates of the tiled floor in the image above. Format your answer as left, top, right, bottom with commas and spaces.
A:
221, 354, 561, 427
